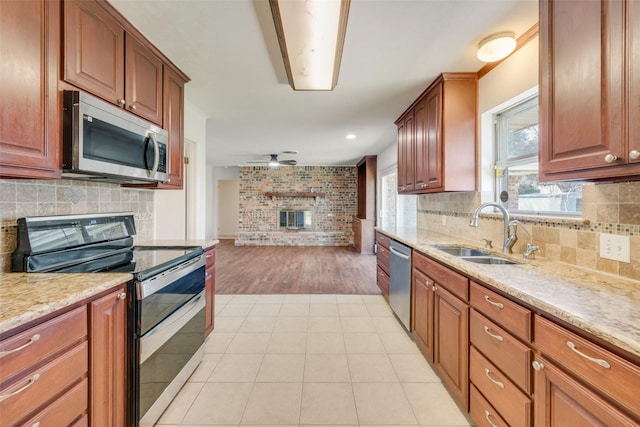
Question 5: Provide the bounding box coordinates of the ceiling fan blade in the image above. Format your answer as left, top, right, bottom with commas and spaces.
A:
280, 160, 297, 165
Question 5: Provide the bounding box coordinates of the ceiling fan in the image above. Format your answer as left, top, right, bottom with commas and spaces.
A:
247, 153, 297, 166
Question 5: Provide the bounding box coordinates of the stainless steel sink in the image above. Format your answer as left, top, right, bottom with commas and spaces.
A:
433, 245, 491, 257
459, 256, 519, 265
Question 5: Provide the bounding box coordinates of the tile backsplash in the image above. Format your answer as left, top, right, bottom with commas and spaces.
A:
417, 181, 640, 281
0, 179, 155, 272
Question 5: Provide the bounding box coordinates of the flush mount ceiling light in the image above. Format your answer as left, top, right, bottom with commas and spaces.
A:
346, 134, 356, 139
477, 31, 516, 62
270, 0, 351, 91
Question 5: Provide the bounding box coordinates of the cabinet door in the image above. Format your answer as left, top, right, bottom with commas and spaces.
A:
434, 285, 469, 409
125, 36, 163, 125
413, 100, 428, 191
159, 67, 186, 189
425, 82, 442, 189
90, 287, 127, 427
0, 0, 61, 178
629, 0, 640, 163
532, 356, 637, 427
64, 0, 125, 105
205, 246, 216, 336
412, 268, 434, 360
397, 112, 414, 193
539, 0, 626, 180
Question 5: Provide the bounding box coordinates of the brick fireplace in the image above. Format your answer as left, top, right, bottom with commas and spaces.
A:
236, 166, 356, 246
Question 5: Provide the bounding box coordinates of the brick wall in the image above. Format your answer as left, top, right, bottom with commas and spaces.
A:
236, 166, 357, 246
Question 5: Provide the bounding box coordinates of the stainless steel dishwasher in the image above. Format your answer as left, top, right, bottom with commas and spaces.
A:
389, 239, 412, 331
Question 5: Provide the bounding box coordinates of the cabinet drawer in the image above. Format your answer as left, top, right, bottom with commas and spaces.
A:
23, 378, 88, 427
204, 246, 216, 267
470, 309, 532, 393
0, 306, 87, 384
535, 315, 640, 416
413, 252, 468, 301
377, 245, 390, 273
0, 341, 88, 426
376, 265, 389, 297
376, 232, 391, 249
470, 281, 531, 342
470, 346, 532, 427
470, 384, 509, 427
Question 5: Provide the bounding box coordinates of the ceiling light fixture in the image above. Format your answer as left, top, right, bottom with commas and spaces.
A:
268, 154, 280, 167
346, 134, 356, 139
270, 0, 351, 91
477, 31, 516, 62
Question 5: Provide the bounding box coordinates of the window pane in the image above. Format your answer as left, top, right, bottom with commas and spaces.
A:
506, 103, 538, 159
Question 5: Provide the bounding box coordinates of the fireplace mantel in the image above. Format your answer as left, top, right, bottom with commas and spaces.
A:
264, 192, 325, 201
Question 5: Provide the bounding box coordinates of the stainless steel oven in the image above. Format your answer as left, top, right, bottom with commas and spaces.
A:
134, 253, 206, 426
12, 212, 206, 426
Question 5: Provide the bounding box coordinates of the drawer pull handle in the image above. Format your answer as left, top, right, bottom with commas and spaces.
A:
484, 368, 505, 389
483, 326, 504, 342
0, 373, 40, 402
567, 341, 611, 369
485, 410, 499, 427
484, 295, 504, 309
117, 292, 127, 300
0, 334, 40, 358
532, 360, 544, 371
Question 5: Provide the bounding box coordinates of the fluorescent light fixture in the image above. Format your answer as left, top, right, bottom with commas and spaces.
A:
270, 0, 350, 91
477, 32, 516, 62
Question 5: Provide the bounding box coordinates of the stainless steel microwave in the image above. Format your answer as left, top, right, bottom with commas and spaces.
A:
62, 90, 168, 184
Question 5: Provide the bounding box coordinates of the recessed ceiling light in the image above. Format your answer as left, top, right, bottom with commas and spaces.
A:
346, 134, 356, 140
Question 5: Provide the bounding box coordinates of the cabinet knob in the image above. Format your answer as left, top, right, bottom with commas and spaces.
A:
129, 104, 137, 111
630, 150, 640, 160
117, 99, 126, 106
117, 292, 127, 300
604, 154, 618, 163
532, 360, 544, 371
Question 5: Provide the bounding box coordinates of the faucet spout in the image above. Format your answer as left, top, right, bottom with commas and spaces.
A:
469, 202, 513, 253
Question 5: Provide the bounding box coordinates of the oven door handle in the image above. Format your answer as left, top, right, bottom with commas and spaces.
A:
138, 255, 205, 299
139, 291, 205, 364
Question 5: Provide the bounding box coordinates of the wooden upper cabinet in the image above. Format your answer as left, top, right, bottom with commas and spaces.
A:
159, 67, 187, 189
0, 0, 61, 179
64, 0, 125, 106
125, 36, 164, 124
539, 0, 640, 181
64, 0, 163, 126
396, 73, 476, 194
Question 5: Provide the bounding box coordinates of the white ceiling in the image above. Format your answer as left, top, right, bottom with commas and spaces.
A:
109, 0, 539, 167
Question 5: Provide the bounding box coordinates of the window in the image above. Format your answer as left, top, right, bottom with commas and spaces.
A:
495, 97, 582, 215
379, 167, 416, 228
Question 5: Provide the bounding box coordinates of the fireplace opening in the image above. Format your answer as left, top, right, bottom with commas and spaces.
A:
279, 208, 314, 231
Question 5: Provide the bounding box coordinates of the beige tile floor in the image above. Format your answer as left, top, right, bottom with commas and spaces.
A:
155, 294, 474, 427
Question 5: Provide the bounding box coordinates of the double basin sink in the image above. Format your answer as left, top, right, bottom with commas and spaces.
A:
433, 245, 519, 265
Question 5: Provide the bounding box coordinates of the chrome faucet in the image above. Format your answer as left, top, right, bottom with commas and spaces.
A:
469, 202, 517, 253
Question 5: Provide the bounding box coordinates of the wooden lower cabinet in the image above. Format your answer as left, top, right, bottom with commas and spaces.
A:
434, 284, 469, 410
205, 245, 216, 336
532, 356, 637, 427
90, 286, 127, 426
412, 267, 434, 360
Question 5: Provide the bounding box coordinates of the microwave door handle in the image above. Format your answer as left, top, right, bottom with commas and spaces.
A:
147, 132, 160, 178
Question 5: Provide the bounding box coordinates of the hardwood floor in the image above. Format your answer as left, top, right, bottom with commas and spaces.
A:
215, 240, 380, 295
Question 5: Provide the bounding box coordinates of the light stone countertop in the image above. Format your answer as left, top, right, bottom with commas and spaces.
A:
0, 273, 133, 334
136, 239, 219, 250
377, 225, 640, 359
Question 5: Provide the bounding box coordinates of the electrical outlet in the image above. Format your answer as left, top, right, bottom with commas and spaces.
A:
599, 234, 630, 263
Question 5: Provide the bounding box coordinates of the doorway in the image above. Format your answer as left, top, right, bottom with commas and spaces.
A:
217, 179, 239, 239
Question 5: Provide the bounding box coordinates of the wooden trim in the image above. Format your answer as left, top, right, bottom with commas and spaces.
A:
477, 22, 539, 79
264, 191, 325, 200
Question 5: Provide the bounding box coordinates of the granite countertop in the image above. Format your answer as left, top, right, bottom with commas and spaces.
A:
0, 273, 133, 334
136, 239, 219, 249
376, 225, 640, 359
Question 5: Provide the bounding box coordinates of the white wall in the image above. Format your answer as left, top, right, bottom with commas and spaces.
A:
154, 99, 208, 240
218, 180, 240, 238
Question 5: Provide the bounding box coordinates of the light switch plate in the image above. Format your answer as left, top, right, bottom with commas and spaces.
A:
599, 234, 630, 263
